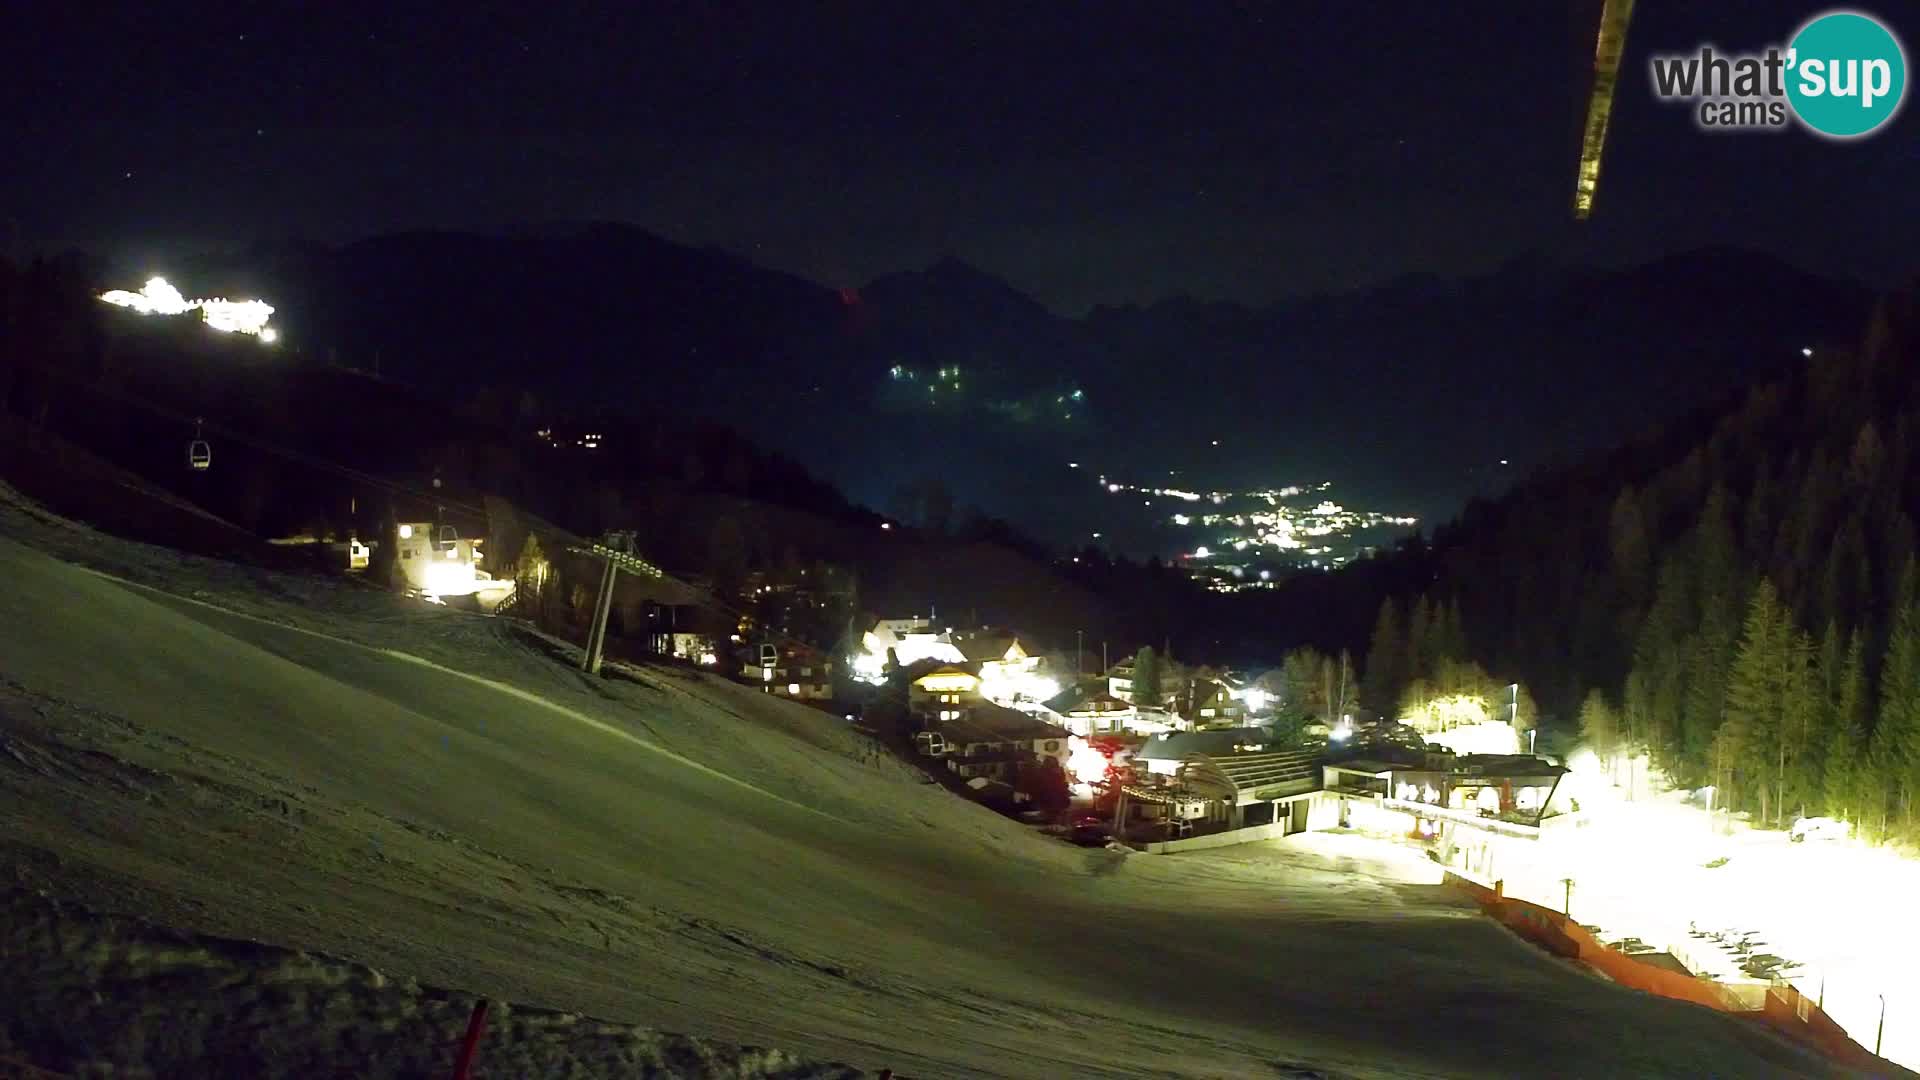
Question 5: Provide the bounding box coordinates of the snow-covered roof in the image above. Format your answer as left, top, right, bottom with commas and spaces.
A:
1137, 728, 1271, 761
1043, 683, 1130, 714
955, 634, 1022, 662
1452, 754, 1568, 779
941, 701, 1070, 745
903, 658, 981, 683
1325, 759, 1401, 775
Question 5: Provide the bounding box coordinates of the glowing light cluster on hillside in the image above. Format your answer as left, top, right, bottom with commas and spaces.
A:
99, 276, 278, 341
881, 363, 1086, 424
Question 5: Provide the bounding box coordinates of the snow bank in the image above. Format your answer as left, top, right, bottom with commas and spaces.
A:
0, 490, 1868, 1079
1, 888, 857, 1078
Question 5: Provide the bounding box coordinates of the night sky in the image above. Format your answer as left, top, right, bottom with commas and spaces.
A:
6, 2, 1917, 313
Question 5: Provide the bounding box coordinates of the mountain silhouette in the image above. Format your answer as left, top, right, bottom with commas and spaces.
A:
167, 224, 1873, 551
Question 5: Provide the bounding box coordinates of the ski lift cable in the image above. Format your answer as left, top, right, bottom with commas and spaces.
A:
36, 367, 487, 517
39, 367, 839, 665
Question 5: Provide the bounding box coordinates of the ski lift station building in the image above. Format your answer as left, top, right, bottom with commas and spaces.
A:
392, 521, 486, 599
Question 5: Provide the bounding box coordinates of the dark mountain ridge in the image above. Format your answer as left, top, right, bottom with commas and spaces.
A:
131, 224, 1874, 553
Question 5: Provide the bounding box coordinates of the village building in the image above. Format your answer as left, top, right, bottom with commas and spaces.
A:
904, 659, 984, 720
1324, 750, 1579, 880
953, 631, 1060, 708
928, 702, 1073, 781
849, 616, 965, 682
1179, 675, 1246, 728
740, 641, 835, 701
387, 520, 515, 610
637, 602, 730, 666
1041, 683, 1140, 736
1134, 728, 1278, 775
1113, 746, 1339, 848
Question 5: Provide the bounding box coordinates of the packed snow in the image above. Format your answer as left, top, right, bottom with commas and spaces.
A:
1490, 778, 1920, 1070
0, 490, 1864, 1078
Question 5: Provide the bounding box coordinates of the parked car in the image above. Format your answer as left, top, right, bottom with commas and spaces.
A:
1789, 816, 1849, 843
1068, 818, 1113, 846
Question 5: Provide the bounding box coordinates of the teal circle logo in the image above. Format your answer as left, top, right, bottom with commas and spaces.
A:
1786, 11, 1907, 138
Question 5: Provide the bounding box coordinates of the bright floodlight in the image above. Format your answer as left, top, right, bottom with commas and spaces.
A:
99, 275, 278, 338
260, 327, 279, 344
98, 276, 195, 315
1066, 736, 1108, 785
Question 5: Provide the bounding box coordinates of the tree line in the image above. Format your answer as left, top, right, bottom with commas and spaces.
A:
1308, 287, 1920, 838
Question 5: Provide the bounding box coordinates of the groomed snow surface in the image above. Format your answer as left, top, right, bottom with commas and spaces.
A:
0, 490, 1863, 1078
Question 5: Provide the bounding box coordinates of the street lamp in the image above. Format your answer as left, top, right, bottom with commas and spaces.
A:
1510, 683, 1531, 754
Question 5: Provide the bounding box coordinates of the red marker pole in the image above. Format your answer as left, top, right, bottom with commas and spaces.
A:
452, 999, 490, 1080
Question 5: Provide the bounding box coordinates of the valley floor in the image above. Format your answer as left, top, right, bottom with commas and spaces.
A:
0, 488, 1860, 1078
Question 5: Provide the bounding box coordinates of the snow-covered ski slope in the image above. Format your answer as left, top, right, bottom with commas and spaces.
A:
0, 499, 1855, 1078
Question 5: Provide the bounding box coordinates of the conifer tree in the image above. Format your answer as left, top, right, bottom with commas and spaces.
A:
1874, 561, 1920, 830
1579, 689, 1619, 766
1363, 598, 1404, 713
1723, 579, 1788, 819
1825, 629, 1870, 830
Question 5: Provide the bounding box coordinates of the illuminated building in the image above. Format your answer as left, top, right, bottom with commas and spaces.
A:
389, 521, 501, 603
850, 616, 965, 683
953, 632, 1059, 708
1041, 684, 1151, 736
906, 660, 1072, 780
741, 641, 834, 700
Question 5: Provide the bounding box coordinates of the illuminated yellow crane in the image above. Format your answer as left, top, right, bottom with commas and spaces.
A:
1573, 0, 1638, 219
